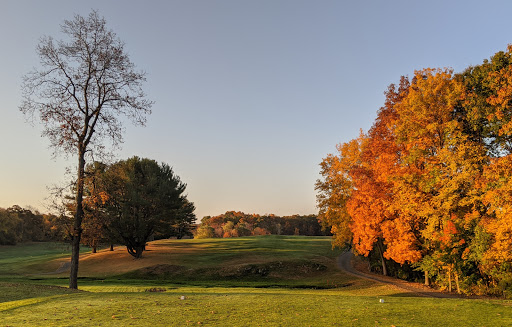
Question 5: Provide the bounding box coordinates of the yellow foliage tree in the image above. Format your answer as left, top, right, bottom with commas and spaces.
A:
316, 135, 366, 248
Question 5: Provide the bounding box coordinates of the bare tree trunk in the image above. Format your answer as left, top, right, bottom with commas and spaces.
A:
70, 235, 81, 289
69, 149, 86, 290
110, 243, 114, 251
377, 239, 388, 276
127, 244, 145, 258
425, 271, 430, 286
455, 272, 461, 294
448, 269, 452, 293
136, 246, 144, 258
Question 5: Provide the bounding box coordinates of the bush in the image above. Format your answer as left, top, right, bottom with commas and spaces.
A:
194, 225, 215, 239
253, 227, 270, 236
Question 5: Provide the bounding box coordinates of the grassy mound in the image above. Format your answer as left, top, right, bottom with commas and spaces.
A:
122, 259, 330, 287
17, 236, 345, 287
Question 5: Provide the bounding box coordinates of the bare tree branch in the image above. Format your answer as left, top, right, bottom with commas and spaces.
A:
19, 10, 153, 289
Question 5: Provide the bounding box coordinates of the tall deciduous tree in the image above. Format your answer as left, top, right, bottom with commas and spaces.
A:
20, 11, 152, 289
317, 45, 512, 294
473, 47, 512, 287
316, 135, 366, 248
348, 77, 409, 276
390, 69, 486, 289
390, 69, 461, 269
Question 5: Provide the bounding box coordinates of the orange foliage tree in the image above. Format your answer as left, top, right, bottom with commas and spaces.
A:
391, 68, 488, 291
315, 136, 366, 248
471, 46, 512, 291
347, 77, 409, 276
317, 45, 512, 294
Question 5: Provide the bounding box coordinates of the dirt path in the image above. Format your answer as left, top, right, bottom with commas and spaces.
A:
337, 250, 460, 298
54, 261, 70, 274
37, 261, 70, 275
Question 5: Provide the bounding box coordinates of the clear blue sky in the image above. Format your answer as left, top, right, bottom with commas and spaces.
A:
1, 0, 511, 219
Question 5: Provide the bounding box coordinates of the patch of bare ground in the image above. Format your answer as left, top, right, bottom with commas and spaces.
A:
29, 258, 69, 275
77, 245, 181, 276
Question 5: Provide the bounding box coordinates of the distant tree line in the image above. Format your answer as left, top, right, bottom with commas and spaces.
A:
195, 211, 329, 239
0, 205, 67, 245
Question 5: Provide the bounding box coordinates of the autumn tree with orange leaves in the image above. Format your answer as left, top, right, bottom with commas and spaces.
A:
348, 77, 410, 276
316, 136, 366, 248
318, 45, 512, 296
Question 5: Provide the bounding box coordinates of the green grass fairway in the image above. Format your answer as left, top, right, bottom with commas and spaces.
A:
0, 242, 95, 282
1, 236, 511, 326
1, 284, 510, 326
19, 235, 351, 288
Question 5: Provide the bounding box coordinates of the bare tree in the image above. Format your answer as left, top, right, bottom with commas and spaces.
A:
20, 10, 153, 289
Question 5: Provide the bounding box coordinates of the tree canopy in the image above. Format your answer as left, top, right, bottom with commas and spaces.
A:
98, 157, 195, 258
0, 206, 65, 245
196, 211, 327, 238
317, 45, 512, 296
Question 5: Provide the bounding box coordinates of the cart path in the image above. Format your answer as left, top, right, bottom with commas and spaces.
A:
337, 250, 460, 298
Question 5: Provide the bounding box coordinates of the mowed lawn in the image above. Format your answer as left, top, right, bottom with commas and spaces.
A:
0, 236, 511, 326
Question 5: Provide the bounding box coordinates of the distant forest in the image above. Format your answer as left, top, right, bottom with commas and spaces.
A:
0, 205, 327, 249
0, 205, 66, 245
195, 211, 328, 238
